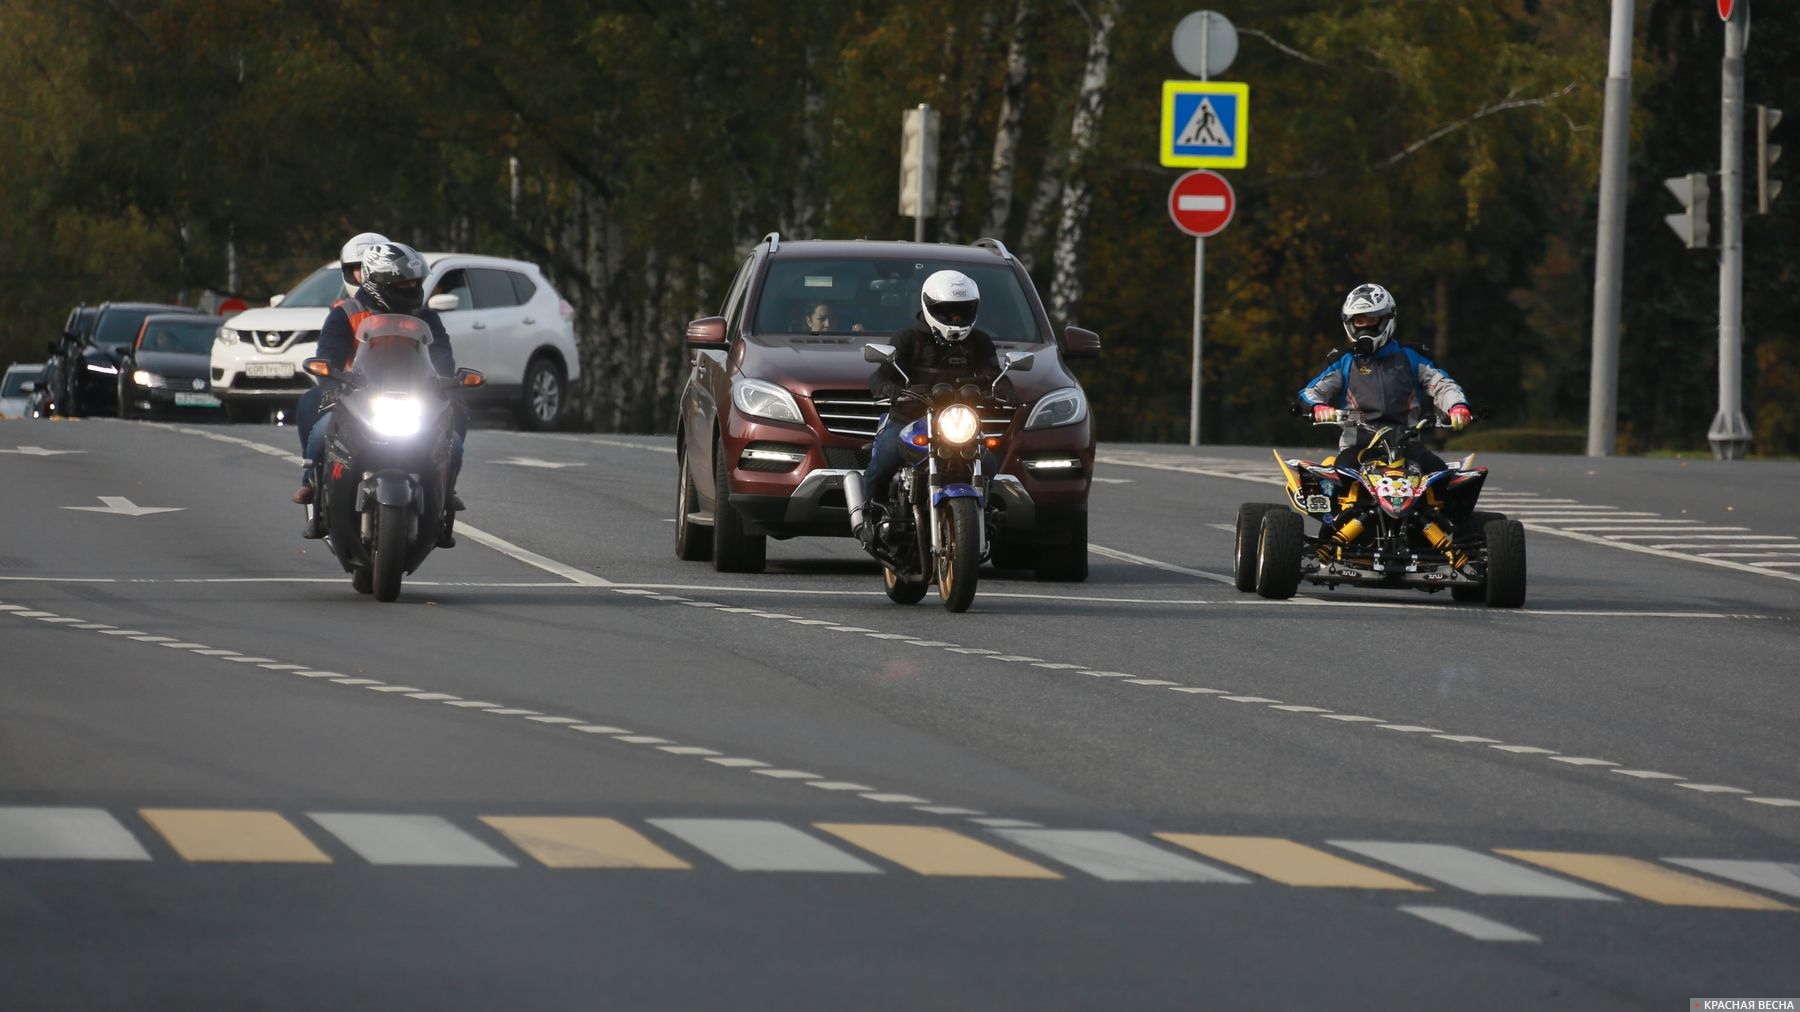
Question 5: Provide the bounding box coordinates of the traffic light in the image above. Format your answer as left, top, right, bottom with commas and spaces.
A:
898, 104, 939, 219
1664, 172, 1711, 249
1755, 104, 1782, 214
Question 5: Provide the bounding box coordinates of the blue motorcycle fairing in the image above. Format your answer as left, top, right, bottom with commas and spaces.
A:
899, 416, 929, 459
931, 483, 983, 507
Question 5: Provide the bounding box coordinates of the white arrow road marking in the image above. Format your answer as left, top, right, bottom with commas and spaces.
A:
61, 496, 184, 517
0, 446, 86, 456
492, 456, 585, 469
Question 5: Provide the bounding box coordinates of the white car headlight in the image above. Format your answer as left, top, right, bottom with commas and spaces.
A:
131, 370, 164, 388
1024, 387, 1088, 430
731, 378, 803, 424
216, 326, 240, 345
368, 394, 424, 436
936, 403, 981, 445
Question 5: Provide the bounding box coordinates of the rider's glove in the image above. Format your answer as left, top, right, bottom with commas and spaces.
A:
1448, 405, 1474, 430
1311, 404, 1339, 423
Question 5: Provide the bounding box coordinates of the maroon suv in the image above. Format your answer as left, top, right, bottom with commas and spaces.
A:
674, 235, 1100, 577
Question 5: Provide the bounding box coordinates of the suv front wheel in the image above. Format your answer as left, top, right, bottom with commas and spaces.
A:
518, 356, 566, 431
711, 436, 766, 573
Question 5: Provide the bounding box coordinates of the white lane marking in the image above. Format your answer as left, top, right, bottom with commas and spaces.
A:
704, 757, 771, 768
914, 807, 986, 816
1271, 705, 1333, 713
1666, 859, 1800, 900
406, 693, 461, 701
570, 725, 632, 734
1748, 798, 1800, 807
1610, 769, 1685, 780
258, 663, 309, 671
444, 701, 503, 708
1221, 695, 1280, 703
994, 829, 1248, 883
62, 495, 184, 517
1519, 524, 1800, 582
485, 708, 542, 716
1321, 715, 1385, 723
1169, 687, 1229, 694
331, 678, 384, 687
1434, 735, 1502, 744
525, 716, 585, 724
1548, 757, 1618, 767
966, 817, 1042, 828
1490, 746, 1559, 754
191, 649, 241, 656
1751, 561, 1800, 569
164, 643, 218, 650
613, 735, 672, 744
366, 685, 424, 693
657, 746, 721, 756
1399, 906, 1540, 943
223, 655, 276, 663
1331, 842, 1614, 900
806, 781, 877, 792
861, 794, 931, 804
0, 807, 151, 860
1089, 544, 1235, 585
36, 617, 84, 624
130, 635, 179, 643
308, 814, 515, 867
751, 769, 821, 780
1128, 679, 1179, 686
1676, 783, 1750, 794
1378, 725, 1444, 733
648, 819, 879, 874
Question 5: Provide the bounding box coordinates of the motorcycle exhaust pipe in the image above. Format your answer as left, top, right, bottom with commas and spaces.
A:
843, 472, 868, 533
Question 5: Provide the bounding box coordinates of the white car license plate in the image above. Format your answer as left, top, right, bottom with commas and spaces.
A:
245, 362, 293, 378
174, 392, 221, 408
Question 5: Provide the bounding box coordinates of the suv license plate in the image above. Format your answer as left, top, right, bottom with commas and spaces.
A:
174, 392, 221, 407
245, 363, 293, 378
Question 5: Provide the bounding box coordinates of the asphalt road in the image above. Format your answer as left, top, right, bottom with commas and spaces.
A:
2, 416, 1796, 1010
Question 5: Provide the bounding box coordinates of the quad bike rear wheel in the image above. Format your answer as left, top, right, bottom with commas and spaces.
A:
1254, 510, 1304, 600
1234, 502, 1281, 592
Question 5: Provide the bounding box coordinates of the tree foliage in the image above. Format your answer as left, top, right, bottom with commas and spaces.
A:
1, 0, 1793, 454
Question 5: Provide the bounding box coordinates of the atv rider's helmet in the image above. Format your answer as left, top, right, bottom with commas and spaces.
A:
359, 242, 428, 316
921, 270, 980, 344
1341, 283, 1397, 356
339, 232, 390, 298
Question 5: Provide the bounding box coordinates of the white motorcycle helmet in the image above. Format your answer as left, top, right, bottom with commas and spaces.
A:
340, 231, 390, 298
1340, 283, 1397, 356
921, 270, 980, 344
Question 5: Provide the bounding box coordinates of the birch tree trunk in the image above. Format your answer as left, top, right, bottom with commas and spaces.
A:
1048, 0, 1118, 325
937, 6, 1001, 244
1017, 142, 1066, 276
789, 43, 823, 238
980, 0, 1034, 240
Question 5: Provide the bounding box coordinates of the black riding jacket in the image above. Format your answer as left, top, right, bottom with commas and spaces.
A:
869, 320, 1006, 423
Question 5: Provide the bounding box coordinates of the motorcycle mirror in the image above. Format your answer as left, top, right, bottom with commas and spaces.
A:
456, 368, 485, 388
301, 358, 334, 379
862, 342, 897, 364
1002, 350, 1035, 372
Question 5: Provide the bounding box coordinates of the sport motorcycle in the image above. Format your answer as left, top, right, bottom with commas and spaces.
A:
299, 314, 482, 602
1235, 409, 1526, 608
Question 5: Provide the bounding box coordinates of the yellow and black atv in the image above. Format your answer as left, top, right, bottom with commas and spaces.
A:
1233, 410, 1526, 608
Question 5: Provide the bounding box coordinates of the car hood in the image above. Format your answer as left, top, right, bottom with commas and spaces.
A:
739, 334, 1077, 400
223, 306, 330, 330
134, 350, 211, 379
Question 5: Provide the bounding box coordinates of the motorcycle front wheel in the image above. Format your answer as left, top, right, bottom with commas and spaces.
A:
935, 497, 981, 613
373, 503, 408, 602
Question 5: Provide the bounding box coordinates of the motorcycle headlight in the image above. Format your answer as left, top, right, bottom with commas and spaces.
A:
131, 369, 164, 388
368, 394, 424, 436
1024, 387, 1087, 430
936, 403, 981, 445
730, 378, 803, 424
216, 326, 239, 345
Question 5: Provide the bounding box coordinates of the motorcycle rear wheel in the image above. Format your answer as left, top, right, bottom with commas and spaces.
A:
373, 503, 407, 602
936, 497, 981, 613
884, 566, 928, 604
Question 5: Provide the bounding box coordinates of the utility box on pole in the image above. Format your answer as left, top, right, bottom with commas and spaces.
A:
899, 104, 940, 242
1663, 173, 1712, 249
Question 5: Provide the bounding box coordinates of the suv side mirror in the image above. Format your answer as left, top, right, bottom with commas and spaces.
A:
19, 381, 35, 393
427, 293, 459, 312
863, 343, 897, 364
1063, 326, 1101, 360
268, 293, 286, 308
685, 316, 728, 349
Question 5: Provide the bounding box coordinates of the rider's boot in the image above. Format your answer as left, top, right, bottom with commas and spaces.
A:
844, 472, 875, 550
297, 464, 326, 539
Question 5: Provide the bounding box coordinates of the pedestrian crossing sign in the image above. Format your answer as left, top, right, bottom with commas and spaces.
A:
1161, 80, 1249, 169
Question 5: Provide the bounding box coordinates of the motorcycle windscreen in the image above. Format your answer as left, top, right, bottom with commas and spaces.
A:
352, 315, 437, 388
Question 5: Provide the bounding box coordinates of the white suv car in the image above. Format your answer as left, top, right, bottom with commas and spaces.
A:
212, 252, 581, 429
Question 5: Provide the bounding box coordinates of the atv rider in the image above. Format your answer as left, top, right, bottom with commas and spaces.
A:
842, 269, 1012, 549
294, 241, 468, 543
1298, 283, 1472, 474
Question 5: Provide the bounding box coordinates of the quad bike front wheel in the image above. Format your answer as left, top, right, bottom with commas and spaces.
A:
1451, 510, 1506, 602
1483, 518, 1527, 608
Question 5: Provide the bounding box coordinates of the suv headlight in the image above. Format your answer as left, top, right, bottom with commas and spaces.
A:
216, 326, 239, 345
1024, 387, 1088, 430
731, 378, 803, 424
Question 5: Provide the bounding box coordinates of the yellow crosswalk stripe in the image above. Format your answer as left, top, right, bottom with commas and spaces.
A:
1156, 834, 1428, 890
481, 817, 691, 869
1496, 851, 1794, 910
140, 809, 330, 863
815, 824, 1061, 878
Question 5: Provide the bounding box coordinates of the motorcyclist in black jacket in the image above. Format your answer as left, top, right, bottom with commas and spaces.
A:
843, 269, 1010, 546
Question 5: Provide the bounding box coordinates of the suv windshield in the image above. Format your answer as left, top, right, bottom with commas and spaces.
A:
95, 309, 164, 346
281, 266, 345, 308
139, 320, 217, 355
753, 258, 1045, 345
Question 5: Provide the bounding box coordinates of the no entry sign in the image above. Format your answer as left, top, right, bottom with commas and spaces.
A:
1168, 169, 1235, 238
1718, 0, 1734, 20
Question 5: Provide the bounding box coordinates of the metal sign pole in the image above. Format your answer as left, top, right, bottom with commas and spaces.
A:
1585, 0, 1634, 457
1710, 3, 1752, 458
1190, 236, 1204, 446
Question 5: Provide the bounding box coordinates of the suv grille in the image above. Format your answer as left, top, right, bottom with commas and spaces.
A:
248, 329, 318, 352
811, 390, 1016, 442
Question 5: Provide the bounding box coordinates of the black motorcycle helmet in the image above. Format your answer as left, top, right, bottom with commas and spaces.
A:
359, 242, 428, 315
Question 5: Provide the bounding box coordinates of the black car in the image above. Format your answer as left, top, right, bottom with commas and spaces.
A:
63, 302, 200, 416
38, 305, 98, 417
116, 314, 229, 419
